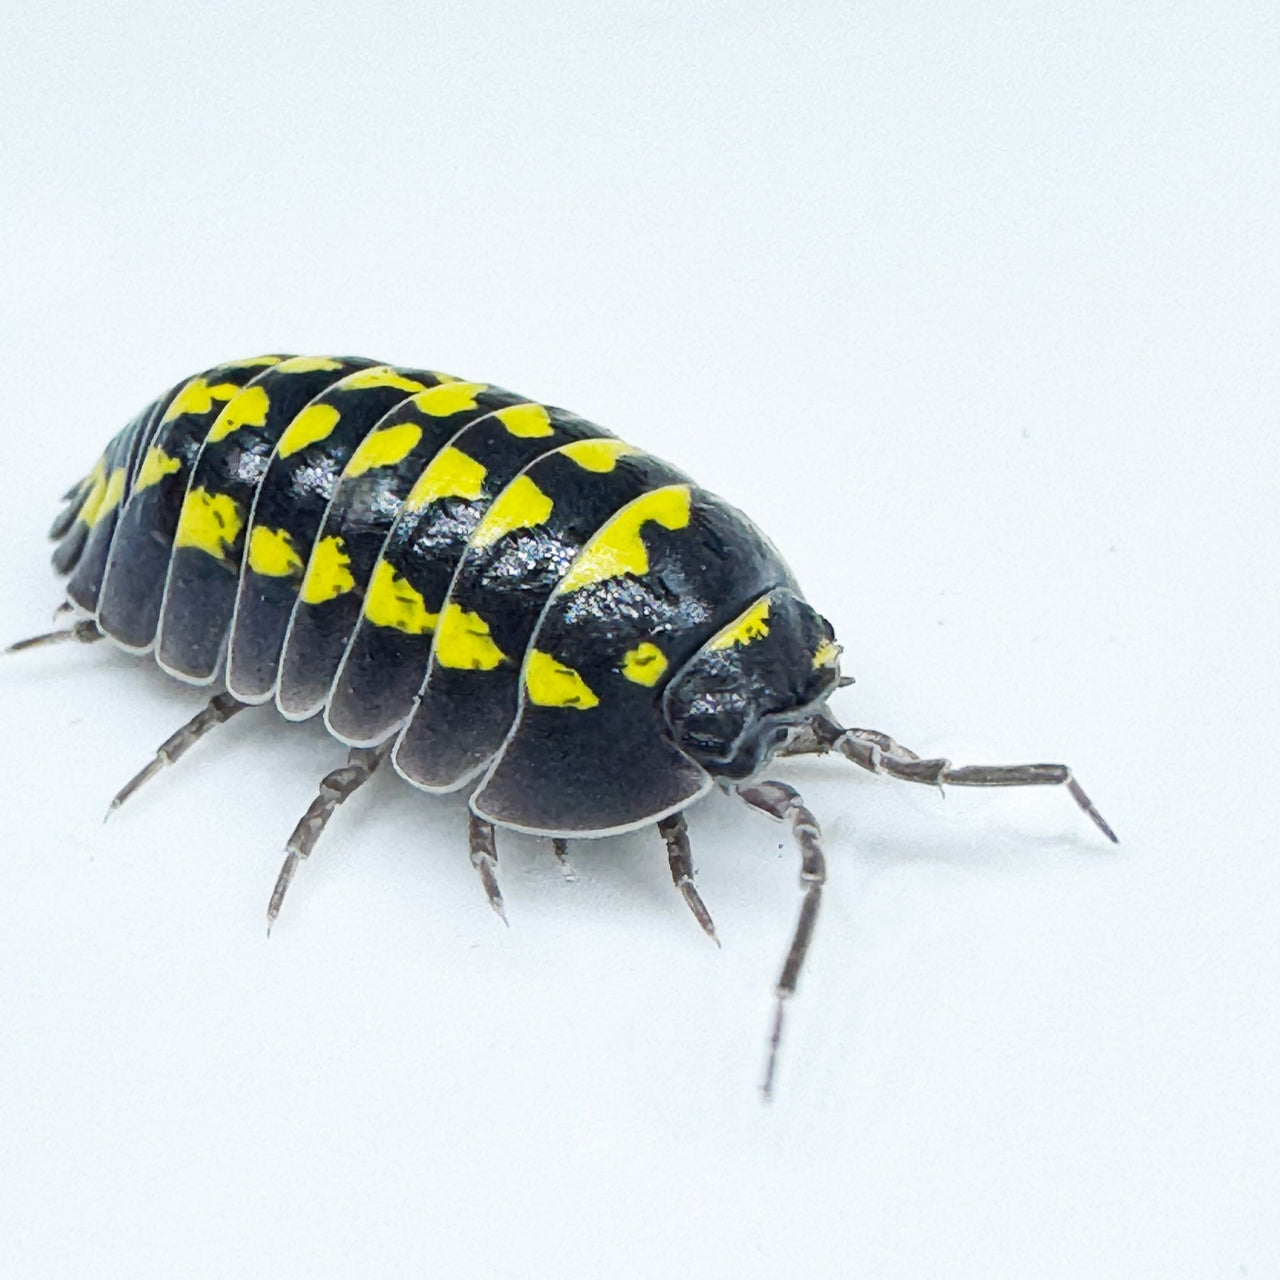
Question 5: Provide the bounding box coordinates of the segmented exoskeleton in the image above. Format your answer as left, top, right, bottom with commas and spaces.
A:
20, 353, 1118, 1096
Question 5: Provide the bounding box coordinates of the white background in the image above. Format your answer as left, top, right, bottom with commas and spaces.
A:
1, 2, 1277, 1277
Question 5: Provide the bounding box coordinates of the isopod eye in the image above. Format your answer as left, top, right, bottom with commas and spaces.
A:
678, 706, 747, 759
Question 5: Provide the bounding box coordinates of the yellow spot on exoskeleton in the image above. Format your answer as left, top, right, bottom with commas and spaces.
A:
470, 474, 554, 549
337, 367, 429, 394
136, 445, 180, 491
174, 487, 242, 560
162, 377, 242, 422
559, 485, 692, 593
345, 423, 423, 477
276, 355, 345, 374
80, 462, 126, 528
86, 467, 127, 527
405, 446, 487, 510
277, 403, 341, 457
560, 438, 641, 473
411, 382, 488, 417
525, 650, 600, 709
220, 355, 283, 370
620, 641, 668, 686
495, 403, 553, 438
433, 603, 507, 670
813, 638, 842, 669
300, 536, 356, 604
363, 560, 439, 634
73, 457, 107, 525
207, 384, 270, 443
248, 526, 304, 578
708, 596, 771, 650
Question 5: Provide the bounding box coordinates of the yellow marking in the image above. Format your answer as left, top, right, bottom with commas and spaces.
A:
813, 638, 842, 669
560, 438, 640, 472
162, 377, 242, 422
363, 560, 438, 634
428, 371, 462, 383
405, 446, 487, 510
174, 487, 242, 559
495, 403, 553, 438
621, 641, 668, 686
207, 384, 270, 442
79, 460, 125, 529
470, 474, 553, 549
433, 603, 507, 670
345, 423, 423, 477
559, 485, 692, 593
277, 403, 341, 457
411, 381, 488, 417
73, 457, 107, 525
276, 355, 345, 374
248, 526, 304, 578
338, 367, 429, 394
708, 596, 771, 650
300, 536, 356, 604
220, 355, 282, 370
87, 467, 127, 527
525, 650, 599, 709
136, 445, 180, 491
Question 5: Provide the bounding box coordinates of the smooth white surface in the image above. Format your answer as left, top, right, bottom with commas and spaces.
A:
1, 3, 1277, 1277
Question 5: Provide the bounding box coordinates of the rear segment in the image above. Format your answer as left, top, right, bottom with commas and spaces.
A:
93, 356, 288, 650
56, 393, 174, 596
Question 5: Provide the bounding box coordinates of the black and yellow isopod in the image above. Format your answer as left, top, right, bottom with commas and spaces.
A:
16, 353, 1118, 1096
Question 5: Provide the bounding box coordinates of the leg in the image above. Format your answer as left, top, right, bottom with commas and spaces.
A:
657, 811, 719, 945
267, 742, 390, 930
739, 780, 826, 1101
107, 692, 248, 815
469, 812, 508, 925
7, 618, 104, 653
550, 837, 576, 881
781, 711, 1117, 843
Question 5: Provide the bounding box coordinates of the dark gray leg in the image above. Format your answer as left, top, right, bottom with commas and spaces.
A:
657, 812, 719, 945
267, 742, 390, 930
550, 837, 576, 881
6, 618, 104, 653
782, 712, 1118, 843
739, 780, 826, 1101
107, 692, 248, 815
469, 812, 508, 925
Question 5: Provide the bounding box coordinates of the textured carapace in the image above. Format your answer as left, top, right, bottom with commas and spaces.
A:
50, 353, 842, 835
36, 353, 1117, 1098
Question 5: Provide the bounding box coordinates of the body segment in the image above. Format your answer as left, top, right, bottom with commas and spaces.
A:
394, 438, 688, 792
155, 356, 377, 682
225, 365, 446, 701
323, 403, 611, 747
275, 382, 533, 720
95, 356, 287, 651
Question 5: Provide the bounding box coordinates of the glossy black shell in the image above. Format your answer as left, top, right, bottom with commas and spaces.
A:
52, 355, 799, 836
